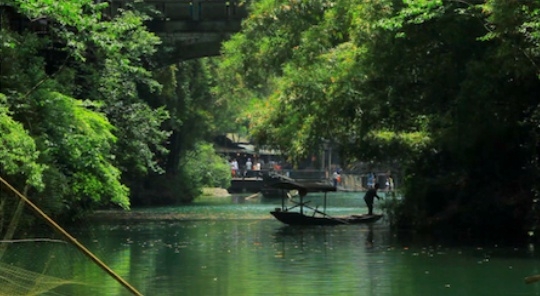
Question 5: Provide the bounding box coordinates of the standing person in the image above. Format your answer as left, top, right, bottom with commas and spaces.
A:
363, 183, 381, 215
332, 171, 339, 187
230, 158, 239, 177
245, 158, 253, 177
367, 172, 375, 189
386, 174, 394, 192
253, 160, 261, 179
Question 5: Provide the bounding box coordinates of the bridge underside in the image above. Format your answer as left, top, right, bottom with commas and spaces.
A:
111, 0, 247, 63
147, 20, 241, 62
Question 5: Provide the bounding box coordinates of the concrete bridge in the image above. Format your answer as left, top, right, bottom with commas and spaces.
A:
109, 0, 248, 62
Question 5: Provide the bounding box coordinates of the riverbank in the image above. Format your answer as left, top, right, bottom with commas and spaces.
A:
201, 187, 231, 197
88, 210, 198, 221
90, 187, 234, 221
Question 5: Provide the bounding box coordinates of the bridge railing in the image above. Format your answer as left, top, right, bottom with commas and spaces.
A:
109, 0, 248, 21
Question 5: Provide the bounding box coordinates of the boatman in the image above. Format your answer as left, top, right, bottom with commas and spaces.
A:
363, 183, 381, 215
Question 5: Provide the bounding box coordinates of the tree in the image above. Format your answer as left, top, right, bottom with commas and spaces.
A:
0, 0, 168, 222
218, 0, 540, 240
132, 58, 233, 205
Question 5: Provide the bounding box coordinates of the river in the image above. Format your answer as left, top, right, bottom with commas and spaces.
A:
2, 191, 540, 295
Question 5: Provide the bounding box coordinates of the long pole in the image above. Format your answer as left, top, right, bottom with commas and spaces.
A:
0, 176, 143, 296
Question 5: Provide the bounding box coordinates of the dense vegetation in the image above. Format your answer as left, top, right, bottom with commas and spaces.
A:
0, 0, 232, 235
216, 0, 540, 240
2, 0, 540, 242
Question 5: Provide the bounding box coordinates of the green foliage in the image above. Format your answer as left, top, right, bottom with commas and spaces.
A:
220, 0, 427, 162
0, 94, 45, 189
151, 59, 225, 169
36, 91, 130, 210
129, 58, 235, 205
108, 103, 170, 176
218, 0, 540, 239
0, 0, 168, 223
182, 142, 231, 189
378, 193, 404, 227
134, 142, 231, 205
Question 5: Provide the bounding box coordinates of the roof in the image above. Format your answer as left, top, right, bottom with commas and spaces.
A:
238, 144, 281, 155
226, 133, 250, 144
270, 180, 336, 193
215, 134, 282, 156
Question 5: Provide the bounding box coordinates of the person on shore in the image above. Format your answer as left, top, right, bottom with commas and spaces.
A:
366, 172, 375, 189
245, 158, 252, 177
253, 161, 261, 179
363, 183, 381, 215
386, 174, 394, 192
332, 171, 339, 187
230, 158, 239, 177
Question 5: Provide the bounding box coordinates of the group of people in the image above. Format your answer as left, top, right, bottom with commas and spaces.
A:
230, 158, 261, 177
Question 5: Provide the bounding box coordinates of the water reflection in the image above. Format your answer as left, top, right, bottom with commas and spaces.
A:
4, 192, 540, 295
272, 226, 333, 259
366, 224, 374, 249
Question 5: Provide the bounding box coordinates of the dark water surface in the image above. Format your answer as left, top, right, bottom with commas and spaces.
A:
4, 192, 540, 295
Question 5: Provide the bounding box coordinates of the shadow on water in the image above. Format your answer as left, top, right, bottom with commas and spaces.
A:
366, 224, 374, 249
271, 223, 389, 257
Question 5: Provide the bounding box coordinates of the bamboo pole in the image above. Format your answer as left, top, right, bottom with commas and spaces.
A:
245, 192, 260, 200
0, 176, 143, 296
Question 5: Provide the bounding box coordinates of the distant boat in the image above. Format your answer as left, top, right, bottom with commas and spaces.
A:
268, 179, 383, 226
271, 211, 383, 225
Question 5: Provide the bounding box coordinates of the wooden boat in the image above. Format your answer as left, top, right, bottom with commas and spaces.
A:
260, 172, 295, 198
269, 180, 383, 225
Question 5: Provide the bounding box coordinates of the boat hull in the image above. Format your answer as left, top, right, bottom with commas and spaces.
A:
270, 211, 382, 226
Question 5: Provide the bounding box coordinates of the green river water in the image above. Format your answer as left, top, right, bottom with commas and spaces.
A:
3, 191, 540, 295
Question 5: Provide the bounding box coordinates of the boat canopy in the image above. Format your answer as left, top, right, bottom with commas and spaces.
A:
270, 180, 336, 193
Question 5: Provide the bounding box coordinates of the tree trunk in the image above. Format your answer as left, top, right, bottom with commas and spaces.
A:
166, 130, 182, 174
